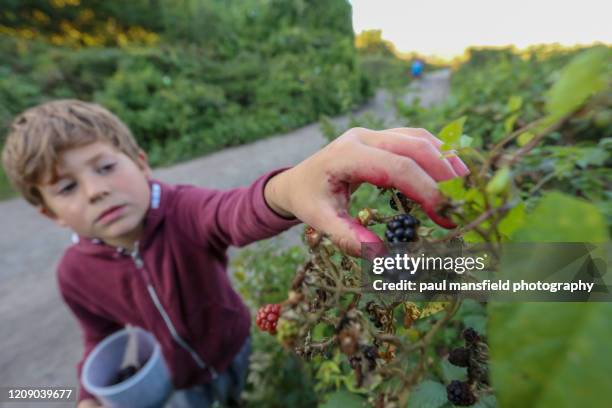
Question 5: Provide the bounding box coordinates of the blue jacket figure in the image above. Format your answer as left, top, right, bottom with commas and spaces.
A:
411, 60, 424, 78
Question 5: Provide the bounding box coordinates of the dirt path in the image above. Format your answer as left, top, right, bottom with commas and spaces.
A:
0, 70, 450, 407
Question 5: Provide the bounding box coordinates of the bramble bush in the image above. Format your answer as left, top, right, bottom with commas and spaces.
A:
234, 45, 611, 407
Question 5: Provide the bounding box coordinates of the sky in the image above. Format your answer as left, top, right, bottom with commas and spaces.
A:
349, 0, 612, 58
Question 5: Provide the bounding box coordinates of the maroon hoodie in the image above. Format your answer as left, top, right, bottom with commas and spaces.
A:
56, 168, 300, 403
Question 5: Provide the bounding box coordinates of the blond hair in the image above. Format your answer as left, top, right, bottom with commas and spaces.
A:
1, 99, 142, 206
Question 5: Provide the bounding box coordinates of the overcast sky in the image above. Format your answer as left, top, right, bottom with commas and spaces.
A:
350, 0, 612, 57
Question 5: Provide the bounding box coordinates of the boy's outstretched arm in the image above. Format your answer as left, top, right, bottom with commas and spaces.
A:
264, 127, 470, 256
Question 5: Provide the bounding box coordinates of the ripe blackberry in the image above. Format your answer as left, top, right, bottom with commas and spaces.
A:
385, 214, 419, 243
389, 191, 412, 211
463, 328, 481, 344
111, 365, 139, 385
446, 380, 477, 406
256, 304, 281, 334
448, 347, 470, 367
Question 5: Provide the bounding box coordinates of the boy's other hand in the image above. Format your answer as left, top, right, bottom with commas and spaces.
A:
77, 398, 102, 408
264, 127, 470, 256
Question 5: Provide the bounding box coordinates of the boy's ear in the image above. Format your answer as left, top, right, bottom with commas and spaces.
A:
39, 206, 67, 227
136, 149, 152, 178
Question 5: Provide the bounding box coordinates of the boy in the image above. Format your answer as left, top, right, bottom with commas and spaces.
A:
1, 100, 469, 407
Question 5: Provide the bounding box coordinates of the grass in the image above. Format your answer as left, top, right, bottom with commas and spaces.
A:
0, 166, 15, 200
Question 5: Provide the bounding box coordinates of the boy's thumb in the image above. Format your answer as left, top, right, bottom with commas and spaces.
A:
316, 208, 383, 257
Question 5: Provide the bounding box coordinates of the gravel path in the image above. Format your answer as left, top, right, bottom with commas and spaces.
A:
0, 70, 449, 407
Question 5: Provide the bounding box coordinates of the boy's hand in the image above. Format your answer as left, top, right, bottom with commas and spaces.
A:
77, 398, 102, 408
264, 127, 470, 256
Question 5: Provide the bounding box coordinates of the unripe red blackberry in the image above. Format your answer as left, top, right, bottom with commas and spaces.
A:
256, 304, 281, 334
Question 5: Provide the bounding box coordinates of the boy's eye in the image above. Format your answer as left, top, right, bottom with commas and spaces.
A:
99, 163, 116, 173
59, 182, 76, 195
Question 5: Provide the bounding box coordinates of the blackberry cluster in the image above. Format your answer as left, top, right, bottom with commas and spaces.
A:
110, 365, 139, 385
255, 304, 281, 334
446, 380, 477, 406
385, 214, 420, 243
446, 327, 490, 406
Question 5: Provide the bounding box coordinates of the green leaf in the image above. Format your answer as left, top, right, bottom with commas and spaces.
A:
320, 389, 366, 408
459, 134, 474, 148
462, 314, 488, 335
507, 95, 523, 112
472, 394, 498, 408
504, 113, 520, 133
463, 230, 485, 243
486, 167, 511, 194
498, 202, 526, 239
489, 302, 612, 408
512, 192, 608, 242
439, 116, 467, 147
517, 131, 535, 147
440, 357, 467, 383
439, 178, 466, 200
420, 302, 449, 318
575, 147, 609, 169
491, 193, 611, 406
408, 380, 448, 408
545, 47, 611, 119
312, 322, 328, 341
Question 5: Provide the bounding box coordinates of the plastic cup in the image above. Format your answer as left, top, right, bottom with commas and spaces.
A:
81, 327, 172, 408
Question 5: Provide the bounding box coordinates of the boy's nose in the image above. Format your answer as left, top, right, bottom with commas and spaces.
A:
89, 189, 110, 204
84, 178, 110, 204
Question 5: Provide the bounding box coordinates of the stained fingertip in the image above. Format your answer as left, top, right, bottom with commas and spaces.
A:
423, 196, 458, 229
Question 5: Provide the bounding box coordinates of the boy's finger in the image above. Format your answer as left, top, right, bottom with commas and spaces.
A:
384, 127, 444, 147
310, 206, 383, 257
360, 131, 458, 181
446, 154, 471, 176
378, 128, 470, 176
345, 145, 455, 228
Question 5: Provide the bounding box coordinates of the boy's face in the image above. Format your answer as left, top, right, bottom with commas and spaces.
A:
38, 141, 152, 249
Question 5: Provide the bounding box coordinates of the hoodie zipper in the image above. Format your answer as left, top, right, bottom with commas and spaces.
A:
130, 242, 218, 379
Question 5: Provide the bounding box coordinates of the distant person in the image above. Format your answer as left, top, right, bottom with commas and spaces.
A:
1, 100, 469, 407
411, 59, 425, 79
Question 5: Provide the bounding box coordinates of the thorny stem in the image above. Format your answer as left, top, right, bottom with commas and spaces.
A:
432, 203, 512, 243
309, 337, 336, 352
506, 114, 568, 167
528, 171, 557, 196
479, 118, 544, 178
391, 191, 407, 214
309, 281, 362, 295
371, 299, 462, 404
